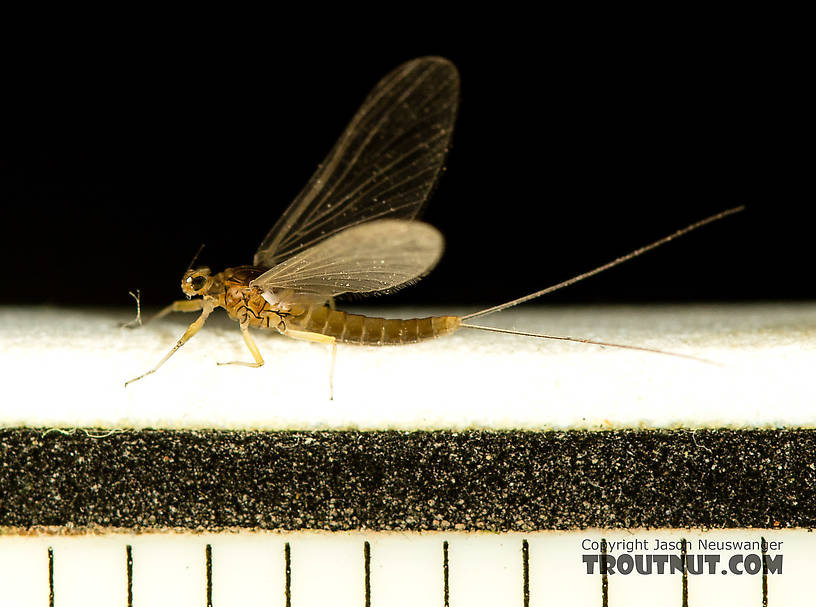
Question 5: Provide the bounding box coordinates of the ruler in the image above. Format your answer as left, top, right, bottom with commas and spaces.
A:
0, 529, 807, 606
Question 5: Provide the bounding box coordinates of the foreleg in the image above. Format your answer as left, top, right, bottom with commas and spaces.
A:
125, 301, 213, 386
149, 298, 204, 323
123, 297, 203, 330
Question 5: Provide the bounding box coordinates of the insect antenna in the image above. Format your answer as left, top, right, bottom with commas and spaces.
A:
458, 322, 720, 365
461, 206, 744, 321
185, 243, 206, 273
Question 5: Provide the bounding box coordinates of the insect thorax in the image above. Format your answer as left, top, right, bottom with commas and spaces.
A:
216, 266, 285, 329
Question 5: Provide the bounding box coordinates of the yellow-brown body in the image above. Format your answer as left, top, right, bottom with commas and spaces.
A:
214, 266, 460, 344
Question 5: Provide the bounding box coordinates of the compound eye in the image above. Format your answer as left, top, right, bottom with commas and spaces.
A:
191, 275, 207, 291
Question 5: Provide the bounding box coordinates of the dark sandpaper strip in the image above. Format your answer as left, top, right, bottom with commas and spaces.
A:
1, 428, 813, 531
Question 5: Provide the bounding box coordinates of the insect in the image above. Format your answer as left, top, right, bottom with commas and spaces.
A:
125, 56, 743, 395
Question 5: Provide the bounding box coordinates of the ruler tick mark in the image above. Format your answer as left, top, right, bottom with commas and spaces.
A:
600, 538, 608, 607
126, 544, 133, 607
285, 542, 291, 607
443, 540, 449, 607
522, 539, 530, 607
48, 546, 54, 607
364, 541, 371, 607
681, 538, 688, 607
205, 544, 213, 607
761, 535, 768, 607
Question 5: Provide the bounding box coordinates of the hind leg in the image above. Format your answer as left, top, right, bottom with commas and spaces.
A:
282, 329, 337, 400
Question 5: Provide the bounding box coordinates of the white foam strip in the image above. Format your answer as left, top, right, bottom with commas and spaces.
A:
1, 304, 815, 430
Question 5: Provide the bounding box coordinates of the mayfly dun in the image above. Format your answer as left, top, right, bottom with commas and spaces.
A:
125, 56, 743, 395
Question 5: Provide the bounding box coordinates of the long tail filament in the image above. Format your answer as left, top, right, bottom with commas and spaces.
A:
461, 206, 744, 321
460, 322, 719, 365
458, 205, 744, 364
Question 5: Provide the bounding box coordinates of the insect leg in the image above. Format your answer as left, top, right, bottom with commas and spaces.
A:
120, 290, 143, 328
149, 298, 205, 323
216, 322, 265, 368
124, 301, 214, 386
282, 329, 338, 400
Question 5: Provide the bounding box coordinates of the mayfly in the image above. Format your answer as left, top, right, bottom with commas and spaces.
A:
125, 56, 743, 394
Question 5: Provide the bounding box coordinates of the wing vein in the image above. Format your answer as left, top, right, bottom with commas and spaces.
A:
253, 57, 459, 268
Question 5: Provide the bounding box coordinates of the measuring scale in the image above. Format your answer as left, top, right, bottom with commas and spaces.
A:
0, 529, 807, 606
2, 305, 816, 606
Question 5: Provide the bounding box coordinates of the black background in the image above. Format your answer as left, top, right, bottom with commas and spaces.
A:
1, 21, 808, 309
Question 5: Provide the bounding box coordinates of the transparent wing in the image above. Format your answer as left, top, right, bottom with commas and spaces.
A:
250, 219, 444, 299
253, 56, 459, 267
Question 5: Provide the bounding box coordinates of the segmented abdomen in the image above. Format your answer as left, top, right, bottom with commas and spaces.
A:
291, 306, 460, 345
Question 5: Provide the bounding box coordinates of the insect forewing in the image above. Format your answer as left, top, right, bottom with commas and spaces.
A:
254, 57, 459, 268
250, 219, 444, 299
